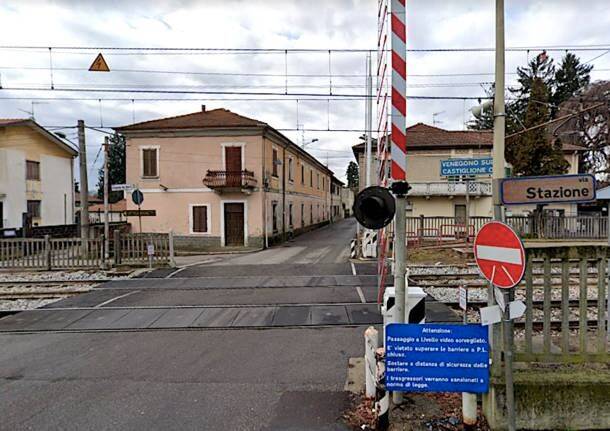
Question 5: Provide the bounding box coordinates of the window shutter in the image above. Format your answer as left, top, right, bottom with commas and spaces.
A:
192, 206, 208, 233
143, 149, 157, 177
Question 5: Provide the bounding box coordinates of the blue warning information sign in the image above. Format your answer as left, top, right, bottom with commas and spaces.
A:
385, 323, 489, 393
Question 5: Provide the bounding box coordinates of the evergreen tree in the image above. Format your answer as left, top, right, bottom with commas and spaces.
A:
551, 53, 592, 115
97, 133, 126, 203
507, 77, 568, 176
509, 51, 556, 128
346, 161, 359, 188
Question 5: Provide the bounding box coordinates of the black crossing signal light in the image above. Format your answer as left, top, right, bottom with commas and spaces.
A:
353, 186, 396, 230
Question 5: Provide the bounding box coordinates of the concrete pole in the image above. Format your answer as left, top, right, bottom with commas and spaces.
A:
492, 0, 506, 221
392, 194, 406, 406
103, 136, 110, 262
365, 53, 373, 188
77, 120, 89, 240
492, 1, 515, 430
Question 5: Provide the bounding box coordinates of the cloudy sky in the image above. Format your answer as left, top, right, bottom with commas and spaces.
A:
1, 0, 610, 187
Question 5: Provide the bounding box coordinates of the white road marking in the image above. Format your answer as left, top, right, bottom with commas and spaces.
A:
476, 245, 522, 265
351, 262, 366, 303
94, 290, 139, 308
355, 286, 366, 304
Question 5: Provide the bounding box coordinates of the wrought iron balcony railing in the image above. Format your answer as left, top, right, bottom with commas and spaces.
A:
203, 170, 257, 190
408, 181, 492, 197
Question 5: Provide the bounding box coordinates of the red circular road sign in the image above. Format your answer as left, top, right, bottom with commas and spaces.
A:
474, 221, 525, 289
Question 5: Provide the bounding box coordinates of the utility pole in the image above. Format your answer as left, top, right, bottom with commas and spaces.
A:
493, 1, 515, 431
77, 120, 89, 241
103, 136, 110, 262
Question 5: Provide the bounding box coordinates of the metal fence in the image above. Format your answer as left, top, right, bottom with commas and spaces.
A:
507, 246, 609, 364
0, 232, 174, 270
406, 215, 608, 241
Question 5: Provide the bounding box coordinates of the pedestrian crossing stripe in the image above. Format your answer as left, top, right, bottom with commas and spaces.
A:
89, 53, 110, 72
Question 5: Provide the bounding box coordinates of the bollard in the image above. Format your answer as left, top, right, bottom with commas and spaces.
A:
375, 347, 389, 430
364, 327, 379, 398
462, 392, 477, 428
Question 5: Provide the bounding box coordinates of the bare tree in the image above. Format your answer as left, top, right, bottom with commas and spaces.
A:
554, 81, 610, 179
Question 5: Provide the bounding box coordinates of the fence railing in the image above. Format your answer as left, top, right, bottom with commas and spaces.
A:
114, 232, 172, 266
406, 215, 609, 241
0, 232, 174, 270
408, 181, 492, 197
504, 246, 609, 364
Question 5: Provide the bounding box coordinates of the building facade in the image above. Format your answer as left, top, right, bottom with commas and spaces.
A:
0, 119, 76, 229
352, 123, 583, 219
116, 107, 335, 250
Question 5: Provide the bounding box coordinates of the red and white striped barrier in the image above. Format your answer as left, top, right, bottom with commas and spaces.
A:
390, 0, 407, 181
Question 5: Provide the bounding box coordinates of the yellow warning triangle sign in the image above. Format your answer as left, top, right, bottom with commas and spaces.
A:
89, 53, 110, 72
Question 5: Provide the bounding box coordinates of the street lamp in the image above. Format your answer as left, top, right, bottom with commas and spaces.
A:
302, 138, 318, 149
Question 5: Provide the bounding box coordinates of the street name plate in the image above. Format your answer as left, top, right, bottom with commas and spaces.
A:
440, 157, 492, 177
385, 323, 489, 393
124, 210, 156, 217
500, 174, 595, 205
111, 184, 134, 192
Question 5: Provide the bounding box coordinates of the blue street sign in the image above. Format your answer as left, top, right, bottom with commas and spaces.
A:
440, 157, 493, 177
385, 323, 489, 393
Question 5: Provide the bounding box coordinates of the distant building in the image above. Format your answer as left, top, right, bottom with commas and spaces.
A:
352, 123, 584, 219
0, 119, 77, 229
115, 107, 338, 250
330, 177, 345, 222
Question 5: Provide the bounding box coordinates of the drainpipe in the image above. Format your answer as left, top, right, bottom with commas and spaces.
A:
262, 134, 268, 248
282, 144, 286, 241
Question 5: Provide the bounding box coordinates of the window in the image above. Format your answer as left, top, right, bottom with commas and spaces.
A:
310, 170, 313, 187
27, 200, 41, 218
142, 148, 158, 178
26, 161, 40, 180
272, 202, 278, 233
301, 203, 304, 228
288, 158, 294, 182
288, 203, 293, 228
272, 148, 279, 177
191, 205, 209, 233
301, 164, 305, 184
317, 173, 320, 189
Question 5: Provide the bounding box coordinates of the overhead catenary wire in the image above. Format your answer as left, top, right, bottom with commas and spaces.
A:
0, 86, 492, 100
3, 43, 610, 53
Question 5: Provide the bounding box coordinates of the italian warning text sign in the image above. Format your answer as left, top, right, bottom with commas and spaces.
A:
385, 323, 489, 393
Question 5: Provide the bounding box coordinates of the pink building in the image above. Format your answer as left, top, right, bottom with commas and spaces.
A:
116, 107, 335, 251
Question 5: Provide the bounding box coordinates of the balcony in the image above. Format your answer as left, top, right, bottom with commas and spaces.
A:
203, 170, 257, 193
408, 181, 492, 197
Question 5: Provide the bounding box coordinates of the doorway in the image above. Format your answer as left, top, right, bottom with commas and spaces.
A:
224, 202, 245, 246
225, 146, 242, 187
454, 204, 466, 224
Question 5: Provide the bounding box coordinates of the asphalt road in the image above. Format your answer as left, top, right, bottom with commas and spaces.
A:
0, 218, 363, 430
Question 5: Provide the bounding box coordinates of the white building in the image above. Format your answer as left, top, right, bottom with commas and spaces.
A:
0, 119, 77, 229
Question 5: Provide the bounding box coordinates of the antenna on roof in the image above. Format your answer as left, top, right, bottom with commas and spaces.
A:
432, 111, 445, 126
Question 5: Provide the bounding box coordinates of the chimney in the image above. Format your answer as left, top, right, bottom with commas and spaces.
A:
201, 105, 206, 112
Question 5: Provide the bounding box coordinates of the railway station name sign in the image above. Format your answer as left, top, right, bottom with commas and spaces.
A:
500, 174, 596, 205
440, 157, 493, 177
385, 323, 489, 393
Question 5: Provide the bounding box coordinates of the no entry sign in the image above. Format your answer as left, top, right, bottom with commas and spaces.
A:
474, 221, 525, 289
